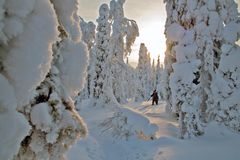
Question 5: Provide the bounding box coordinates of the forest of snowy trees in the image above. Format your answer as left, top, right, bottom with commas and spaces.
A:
0, 0, 239, 159
78, 0, 162, 104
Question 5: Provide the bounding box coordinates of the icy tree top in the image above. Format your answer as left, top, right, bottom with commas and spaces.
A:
99, 3, 110, 19
51, 0, 82, 42
110, 0, 139, 59
80, 17, 96, 49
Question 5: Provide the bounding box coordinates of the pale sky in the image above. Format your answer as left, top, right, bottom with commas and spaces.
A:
78, 0, 166, 67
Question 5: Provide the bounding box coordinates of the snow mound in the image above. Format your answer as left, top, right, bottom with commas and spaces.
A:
119, 107, 158, 139
98, 103, 158, 140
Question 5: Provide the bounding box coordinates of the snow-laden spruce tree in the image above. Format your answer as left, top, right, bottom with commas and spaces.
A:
110, 0, 137, 61
124, 62, 137, 100
135, 43, 152, 101
164, 0, 227, 138
78, 18, 96, 100
151, 59, 156, 90
91, 3, 115, 103
80, 18, 96, 50
167, 22, 204, 138
156, 55, 163, 99
12, 0, 89, 159
193, 0, 225, 121
146, 52, 153, 97
0, 0, 58, 159
208, 0, 240, 132
109, 0, 139, 103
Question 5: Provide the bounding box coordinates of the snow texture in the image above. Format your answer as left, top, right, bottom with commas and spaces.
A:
3, 0, 58, 107
166, 23, 185, 42
0, 0, 89, 159
0, 0, 57, 159
30, 103, 53, 132
51, 0, 82, 42
80, 18, 96, 50
59, 39, 88, 98
68, 101, 240, 160
0, 75, 30, 160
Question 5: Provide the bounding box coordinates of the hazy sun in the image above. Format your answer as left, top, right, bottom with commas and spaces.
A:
128, 20, 166, 66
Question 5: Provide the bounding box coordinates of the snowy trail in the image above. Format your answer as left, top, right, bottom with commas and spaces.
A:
124, 101, 179, 139
68, 100, 240, 160
125, 101, 240, 160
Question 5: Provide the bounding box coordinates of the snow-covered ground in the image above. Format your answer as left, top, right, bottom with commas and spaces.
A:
67, 100, 240, 160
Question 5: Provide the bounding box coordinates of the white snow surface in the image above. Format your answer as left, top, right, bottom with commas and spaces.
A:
0, 75, 31, 160
67, 100, 240, 160
5, 0, 35, 18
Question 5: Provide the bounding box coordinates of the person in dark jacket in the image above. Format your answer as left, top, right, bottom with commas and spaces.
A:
151, 90, 159, 105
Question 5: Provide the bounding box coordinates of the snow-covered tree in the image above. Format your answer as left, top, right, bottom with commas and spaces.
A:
110, 0, 139, 103
151, 59, 156, 90
109, 0, 139, 59
167, 22, 203, 138
146, 52, 153, 96
156, 55, 163, 99
208, 0, 240, 132
125, 63, 137, 100
164, 0, 226, 138
194, 0, 225, 122
92, 3, 113, 103
0, 1, 58, 159
15, 40, 88, 160
78, 18, 96, 100
135, 43, 152, 101
80, 18, 96, 50
5, 0, 89, 159
162, 0, 176, 113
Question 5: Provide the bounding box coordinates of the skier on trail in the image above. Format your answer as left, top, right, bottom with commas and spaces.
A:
151, 89, 159, 105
